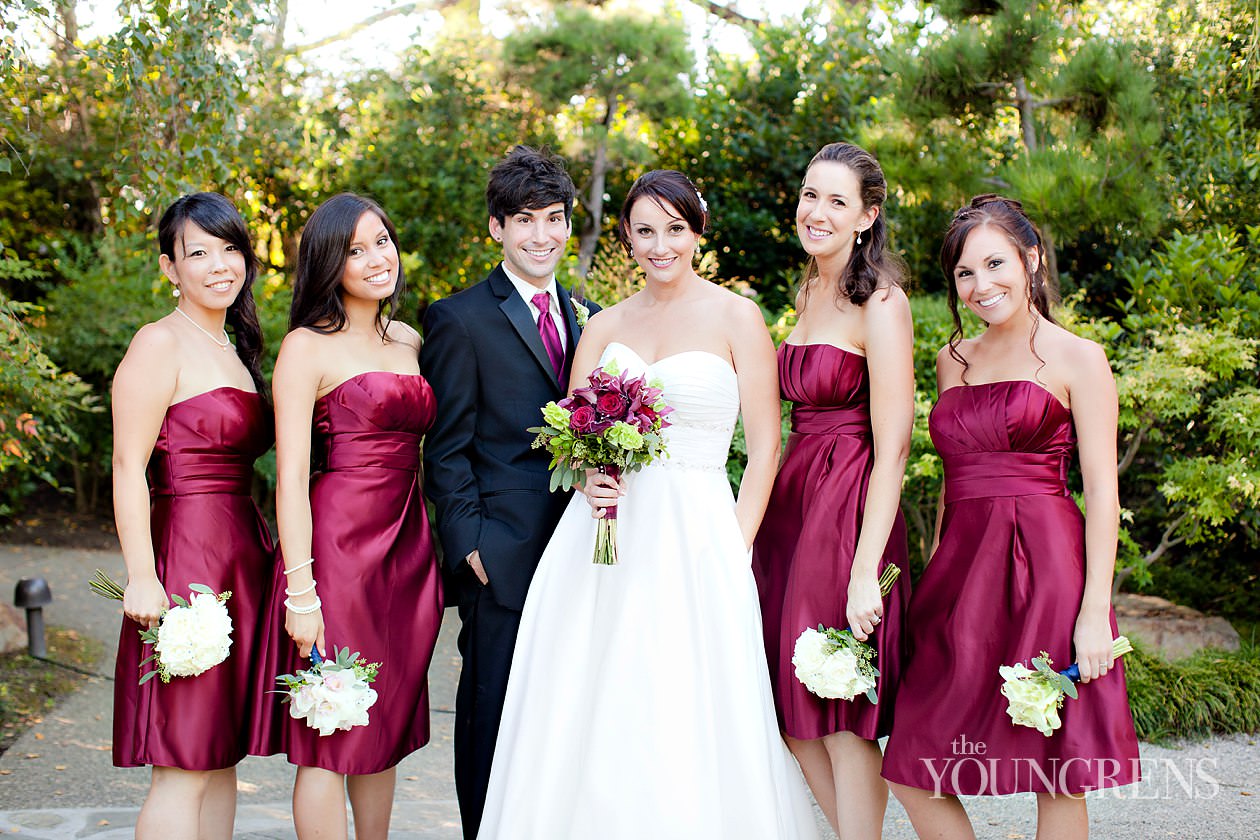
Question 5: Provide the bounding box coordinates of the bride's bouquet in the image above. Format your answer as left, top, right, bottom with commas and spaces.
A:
529, 361, 673, 564
791, 565, 901, 703
999, 636, 1134, 736
90, 569, 233, 685
276, 646, 381, 736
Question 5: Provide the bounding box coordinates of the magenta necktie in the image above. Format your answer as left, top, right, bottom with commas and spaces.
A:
531, 291, 564, 379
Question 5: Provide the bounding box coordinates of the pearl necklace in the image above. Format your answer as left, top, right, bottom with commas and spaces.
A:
174, 305, 231, 351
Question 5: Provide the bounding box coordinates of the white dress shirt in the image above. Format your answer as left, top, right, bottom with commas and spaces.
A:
502, 266, 568, 348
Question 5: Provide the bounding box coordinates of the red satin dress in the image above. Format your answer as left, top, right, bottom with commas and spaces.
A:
752, 342, 909, 740
882, 380, 1139, 795
252, 372, 444, 774
113, 388, 275, 770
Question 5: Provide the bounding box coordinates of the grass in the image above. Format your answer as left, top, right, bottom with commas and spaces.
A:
0, 626, 103, 755
1125, 639, 1260, 742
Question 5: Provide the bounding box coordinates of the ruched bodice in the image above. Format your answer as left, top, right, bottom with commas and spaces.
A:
601, 342, 738, 473
116, 386, 274, 771
148, 388, 272, 496
779, 342, 871, 437
253, 370, 443, 774
314, 372, 435, 474
753, 342, 908, 741
931, 380, 1074, 504
883, 377, 1139, 796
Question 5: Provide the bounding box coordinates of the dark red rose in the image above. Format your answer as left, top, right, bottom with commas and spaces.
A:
570, 405, 597, 433
596, 391, 629, 418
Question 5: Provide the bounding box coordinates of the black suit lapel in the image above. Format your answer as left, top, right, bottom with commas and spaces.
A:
555, 283, 584, 385
488, 266, 563, 393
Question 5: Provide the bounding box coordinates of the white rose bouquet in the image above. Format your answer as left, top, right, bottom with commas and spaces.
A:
792, 564, 901, 703
999, 636, 1134, 737
90, 569, 234, 684
276, 646, 381, 736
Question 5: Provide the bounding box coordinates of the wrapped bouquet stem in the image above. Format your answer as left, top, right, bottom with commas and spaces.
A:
792, 564, 901, 702
529, 361, 673, 565
592, 464, 622, 566
999, 636, 1134, 736
90, 568, 234, 684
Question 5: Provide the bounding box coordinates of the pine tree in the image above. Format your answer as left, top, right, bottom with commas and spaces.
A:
882, 0, 1165, 286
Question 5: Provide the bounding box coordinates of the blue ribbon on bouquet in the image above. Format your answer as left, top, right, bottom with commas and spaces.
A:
309, 645, 323, 666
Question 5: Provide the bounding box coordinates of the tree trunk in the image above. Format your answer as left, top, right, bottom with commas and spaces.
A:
1013, 75, 1059, 283
574, 98, 614, 291
1040, 221, 1059, 288
271, 0, 288, 51
902, 499, 931, 566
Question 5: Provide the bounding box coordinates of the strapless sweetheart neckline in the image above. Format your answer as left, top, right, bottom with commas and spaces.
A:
937, 378, 1070, 414
603, 341, 735, 375
170, 385, 259, 408
318, 370, 425, 402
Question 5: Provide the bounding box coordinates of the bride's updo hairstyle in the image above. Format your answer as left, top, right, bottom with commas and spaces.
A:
940, 194, 1059, 379
616, 169, 709, 255
289, 192, 404, 340
798, 142, 905, 309
158, 192, 266, 395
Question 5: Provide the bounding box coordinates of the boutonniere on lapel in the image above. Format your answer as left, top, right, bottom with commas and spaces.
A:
571, 298, 590, 327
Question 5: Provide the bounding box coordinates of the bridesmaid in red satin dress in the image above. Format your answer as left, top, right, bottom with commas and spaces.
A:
752, 143, 914, 840
111, 193, 274, 840
882, 196, 1139, 838
255, 193, 443, 840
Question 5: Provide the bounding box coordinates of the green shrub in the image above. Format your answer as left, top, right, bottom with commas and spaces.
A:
1124, 640, 1260, 742
0, 277, 98, 518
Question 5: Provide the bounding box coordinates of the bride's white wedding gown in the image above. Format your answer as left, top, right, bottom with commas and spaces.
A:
480, 342, 819, 840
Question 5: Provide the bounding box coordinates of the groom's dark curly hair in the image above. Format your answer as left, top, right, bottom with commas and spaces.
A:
486, 145, 577, 224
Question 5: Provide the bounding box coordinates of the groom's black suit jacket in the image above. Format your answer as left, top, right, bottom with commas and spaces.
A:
421, 264, 597, 610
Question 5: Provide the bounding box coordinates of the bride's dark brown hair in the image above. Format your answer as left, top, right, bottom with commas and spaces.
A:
940, 194, 1058, 382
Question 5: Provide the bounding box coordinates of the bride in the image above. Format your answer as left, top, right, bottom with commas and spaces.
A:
478, 170, 819, 840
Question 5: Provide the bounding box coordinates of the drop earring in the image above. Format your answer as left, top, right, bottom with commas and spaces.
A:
855, 230, 863, 245
172, 286, 181, 298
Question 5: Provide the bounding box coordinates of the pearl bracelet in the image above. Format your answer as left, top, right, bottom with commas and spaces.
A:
285, 580, 317, 598
284, 596, 322, 615
284, 558, 314, 576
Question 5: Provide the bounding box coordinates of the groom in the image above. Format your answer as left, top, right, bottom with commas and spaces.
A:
421, 145, 596, 839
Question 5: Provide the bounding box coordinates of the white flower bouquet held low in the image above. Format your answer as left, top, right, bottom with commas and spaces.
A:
90, 569, 234, 685
999, 636, 1134, 737
792, 564, 901, 703
276, 646, 381, 736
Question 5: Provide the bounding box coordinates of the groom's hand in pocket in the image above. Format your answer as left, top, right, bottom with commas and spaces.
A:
581, 471, 624, 518
466, 549, 489, 586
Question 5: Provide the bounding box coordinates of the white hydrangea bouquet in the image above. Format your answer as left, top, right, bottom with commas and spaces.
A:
999, 636, 1134, 737
90, 569, 233, 685
276, 646, 381, 736
792, 564, 901, 703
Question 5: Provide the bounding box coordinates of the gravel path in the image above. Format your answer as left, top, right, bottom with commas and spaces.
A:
0, 545, 1254, 838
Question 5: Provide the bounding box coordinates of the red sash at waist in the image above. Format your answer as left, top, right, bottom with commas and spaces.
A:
148, 453, 254, 496
321, 431, 421, 473
790, 405, 870, 437
944, 451, 1070, 504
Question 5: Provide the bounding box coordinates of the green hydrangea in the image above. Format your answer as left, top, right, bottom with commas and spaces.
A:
542, 401, 572, 430
606, 421, 644, 451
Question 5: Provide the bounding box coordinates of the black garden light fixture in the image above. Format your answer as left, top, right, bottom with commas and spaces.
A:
14, 577, 52, 659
